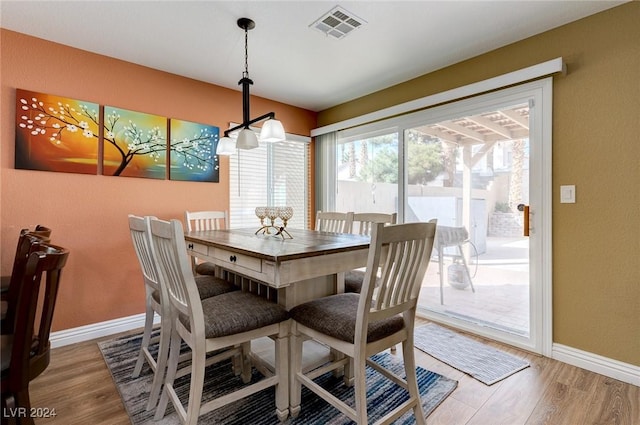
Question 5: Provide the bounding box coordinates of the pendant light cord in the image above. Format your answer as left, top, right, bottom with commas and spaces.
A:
243, 27, 249, 79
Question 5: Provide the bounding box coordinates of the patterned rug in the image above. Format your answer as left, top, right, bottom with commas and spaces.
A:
414, 323, 529, 385
98, 330, 457, 424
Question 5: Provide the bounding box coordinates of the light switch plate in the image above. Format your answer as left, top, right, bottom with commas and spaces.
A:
560, 185, 576, 203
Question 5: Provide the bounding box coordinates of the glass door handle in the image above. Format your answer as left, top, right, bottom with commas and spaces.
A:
517, 204, 530, 237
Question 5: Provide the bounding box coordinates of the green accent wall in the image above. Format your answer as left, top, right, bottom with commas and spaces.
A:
318, 2, 640, 366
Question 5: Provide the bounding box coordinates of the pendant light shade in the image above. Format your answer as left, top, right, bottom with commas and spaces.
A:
216, 136, 236, 155
236, 128, 259, 150
260, 119, 286, 142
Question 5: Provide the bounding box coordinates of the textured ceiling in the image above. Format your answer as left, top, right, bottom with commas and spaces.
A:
0, 1, 627, 111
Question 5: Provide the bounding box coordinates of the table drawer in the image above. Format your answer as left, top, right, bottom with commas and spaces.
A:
213, 249, 262, 273
186, 241, 208, 256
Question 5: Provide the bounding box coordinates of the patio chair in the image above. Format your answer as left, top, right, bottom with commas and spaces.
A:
435, 225, 475, 304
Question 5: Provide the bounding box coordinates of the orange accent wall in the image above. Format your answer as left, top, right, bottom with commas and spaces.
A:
0, 29, 317, 331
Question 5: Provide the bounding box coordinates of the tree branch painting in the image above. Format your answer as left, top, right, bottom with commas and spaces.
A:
15, 89, 99, 174
102, 106, 167, 179
169, 119, 219, 182
15, 89, 221, 182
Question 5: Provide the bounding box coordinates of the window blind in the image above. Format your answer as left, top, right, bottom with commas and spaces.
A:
229, 135, 310, 230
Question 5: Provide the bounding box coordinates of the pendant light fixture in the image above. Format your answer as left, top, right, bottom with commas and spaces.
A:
216, 18, 286, 155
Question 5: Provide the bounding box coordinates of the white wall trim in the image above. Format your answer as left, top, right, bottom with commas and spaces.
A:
50, 313, 159, 348
553, 343, 640, 387
51, 313, 639, 387
311, 57, 565, 137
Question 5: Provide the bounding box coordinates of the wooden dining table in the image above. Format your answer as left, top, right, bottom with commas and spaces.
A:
184, 227, 371, 310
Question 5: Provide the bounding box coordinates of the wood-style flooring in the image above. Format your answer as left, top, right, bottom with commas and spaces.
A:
29, 321, 639, 425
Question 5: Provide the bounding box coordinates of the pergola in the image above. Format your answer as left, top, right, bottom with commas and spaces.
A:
413, 102, 530, 251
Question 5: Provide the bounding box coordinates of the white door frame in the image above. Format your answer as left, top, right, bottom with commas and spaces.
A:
324, 78, 553, 355
408, 78, 553, 355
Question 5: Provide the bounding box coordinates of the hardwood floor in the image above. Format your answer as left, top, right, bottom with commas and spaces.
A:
29, 322, 638, 425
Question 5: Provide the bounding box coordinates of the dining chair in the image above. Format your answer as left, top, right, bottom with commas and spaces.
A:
345, 212, 397, 294
128, 215, 237, 411
150, 218, 291, 425
345, 213, 399, 354
1, 225, 51, 292
315, 211, 354, 233
1, 228, 52, 335
1, 242, 69, 425
184, 210, 228, 276
289, 221, 437, 424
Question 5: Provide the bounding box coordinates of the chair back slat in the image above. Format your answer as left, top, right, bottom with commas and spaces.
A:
9, 231, 50, 285
150, 218, 202, 326
315, 211, 354, 233
32, 245, 68, 360
352, 212, 397, 236
185, 211, 227, 232
360, 222, 436, 321
128, 215, 161, 293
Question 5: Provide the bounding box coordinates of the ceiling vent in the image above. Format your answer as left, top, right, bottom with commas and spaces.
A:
310, 6, 366, 39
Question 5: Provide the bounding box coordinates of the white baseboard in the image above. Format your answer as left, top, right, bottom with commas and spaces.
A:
50, 315, 639, 387
553, 343, 640, 387
50, 313, 160, 349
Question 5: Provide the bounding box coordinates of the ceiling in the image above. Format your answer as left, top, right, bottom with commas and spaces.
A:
0, 1, 626, 112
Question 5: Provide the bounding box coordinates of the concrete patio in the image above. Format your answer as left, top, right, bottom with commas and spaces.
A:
418, 236, 530, 336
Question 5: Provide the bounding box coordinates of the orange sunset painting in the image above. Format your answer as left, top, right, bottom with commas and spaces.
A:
15, 89, 99, 174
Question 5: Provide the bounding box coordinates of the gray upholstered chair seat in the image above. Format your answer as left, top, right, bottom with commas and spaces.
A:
344, 270, 365, 293
194, 261, 216, 276
344, 269, 383, 294
151, 275, 236, 304
194, 275, 237, 298
180, 291, 289, 338
289, 292, 404, 343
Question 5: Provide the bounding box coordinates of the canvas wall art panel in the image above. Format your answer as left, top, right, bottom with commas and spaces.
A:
169, 119, 219, 182
103, 106, 167, 179
15, 89, 99, 174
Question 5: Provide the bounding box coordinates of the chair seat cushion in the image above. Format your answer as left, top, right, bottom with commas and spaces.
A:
195, 261, 217, 276
152, 275, 236, 304
194, 275, 237, 299
181, 291, 289, 338
345, 270, 365, 293
345, 270, 382, 294
290, 293, 404, 343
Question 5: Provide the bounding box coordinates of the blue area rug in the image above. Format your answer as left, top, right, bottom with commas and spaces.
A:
414, 323, 529, 385
98, 330, 457, 424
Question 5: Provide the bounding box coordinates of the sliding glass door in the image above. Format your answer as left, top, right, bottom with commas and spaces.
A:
405, 101, 531, 339
326, 79, 552, 353
335, 130, 398, 215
